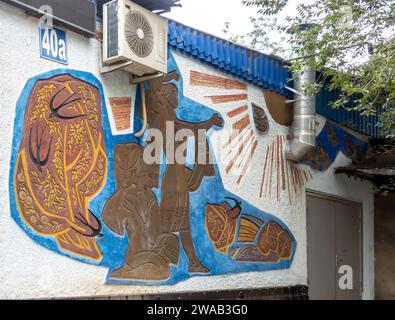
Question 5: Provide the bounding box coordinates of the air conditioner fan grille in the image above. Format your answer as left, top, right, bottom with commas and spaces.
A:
125, 10, 154, 58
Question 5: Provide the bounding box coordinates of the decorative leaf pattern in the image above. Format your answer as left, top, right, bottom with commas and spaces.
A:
14, 75, 108, 261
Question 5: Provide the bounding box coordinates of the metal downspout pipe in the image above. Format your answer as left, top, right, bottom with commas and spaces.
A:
285, 64, 316, 162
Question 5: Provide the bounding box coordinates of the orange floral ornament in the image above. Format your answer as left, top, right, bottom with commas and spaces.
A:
205, 198, 241, 254
14, 75, 108, 261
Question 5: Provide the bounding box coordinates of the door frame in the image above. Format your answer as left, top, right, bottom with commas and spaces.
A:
306, 190, 364, 299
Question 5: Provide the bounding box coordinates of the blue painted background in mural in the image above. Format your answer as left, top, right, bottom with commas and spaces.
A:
9, 49, 296, 285
301, 121, 368, 171
9, 68, 133, 267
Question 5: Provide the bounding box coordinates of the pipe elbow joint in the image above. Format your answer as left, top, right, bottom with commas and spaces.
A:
285, 138, 315, 162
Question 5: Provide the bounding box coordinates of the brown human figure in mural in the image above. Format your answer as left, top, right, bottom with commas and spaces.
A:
101, 143, 180, 280
102, 71, 223, 280
14, 75, 108, 260
145, 71, 223, 275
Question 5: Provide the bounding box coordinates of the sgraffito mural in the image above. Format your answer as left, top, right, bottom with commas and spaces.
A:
9, 50, 370, 285
9, 51, 298, 285
102, 71, 224, 280
301, 121, 368, 171
188, 68, 368, 206
109, 97, 132, 132
206, 201, 293, 263
259, 135, 313, 205
13, 74, 107, 261
188, 69, 313, 205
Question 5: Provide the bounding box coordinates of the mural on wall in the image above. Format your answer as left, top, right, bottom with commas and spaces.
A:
256, 120, 367, 205
9, 52, 297, 285
189, 70, 258, 186
205, 198, 241, 255
189, 69, 368, 206
9, 50, 370, 285
259, 135, 313, 204
101, 142, 165, 280
13, 74, 107, 261
251, 103, 269, 135
189, 69, 311, 204
302, 121, 368, 171
102, 71, 224, 281
205, 199, 294, 263
109, 97, 132, 132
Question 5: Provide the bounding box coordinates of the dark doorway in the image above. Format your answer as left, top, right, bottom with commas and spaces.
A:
375, 193, 395, 300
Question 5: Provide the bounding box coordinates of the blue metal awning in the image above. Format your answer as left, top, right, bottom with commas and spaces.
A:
95, 4, 380, 137
316, 86, 381, 138
167, 20, 380, 137
167, 20, 293, 98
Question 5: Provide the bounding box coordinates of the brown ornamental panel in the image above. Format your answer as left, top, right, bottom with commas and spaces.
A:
14, 74, 108, 261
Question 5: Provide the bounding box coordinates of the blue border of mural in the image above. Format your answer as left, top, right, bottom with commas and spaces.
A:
9, 49, 296, 286
301, 121, 368, 171
8, 68, 134, 267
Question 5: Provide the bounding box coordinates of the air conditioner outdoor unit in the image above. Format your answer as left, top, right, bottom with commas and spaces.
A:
103, 0, 168, 76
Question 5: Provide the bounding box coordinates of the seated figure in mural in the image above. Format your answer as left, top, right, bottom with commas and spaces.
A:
101, 143, 180, 280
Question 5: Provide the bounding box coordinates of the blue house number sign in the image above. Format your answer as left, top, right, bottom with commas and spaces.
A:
39, 25, 68, 65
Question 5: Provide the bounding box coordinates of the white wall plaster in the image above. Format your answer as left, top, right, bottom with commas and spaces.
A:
174, 53, 375, 300
0, 2, 374, 299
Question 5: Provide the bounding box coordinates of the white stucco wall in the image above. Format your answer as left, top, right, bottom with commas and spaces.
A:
0, 2, 374, 299
174, 54, 375, 300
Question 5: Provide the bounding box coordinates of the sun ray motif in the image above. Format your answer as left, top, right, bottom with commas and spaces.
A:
259, 135, 312, 204
237, 140, 258, 185
224, 127, 253, 152
189, 69, 312, 204
190, 70, 247, 90
224, 126, 252, 149
233, 114, 250, 132
225, 131, 254, 174
259, 146, 270, 198
223, 128, 254, 158
236, 137, 256, 170
206, 94, 248, 104
227, 105, 248, 118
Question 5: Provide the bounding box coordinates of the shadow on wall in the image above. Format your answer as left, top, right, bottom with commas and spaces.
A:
375, 193, 395, 300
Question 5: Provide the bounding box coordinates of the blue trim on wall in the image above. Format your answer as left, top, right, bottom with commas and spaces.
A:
301, 121, 369, 171
9, 69, 133, 267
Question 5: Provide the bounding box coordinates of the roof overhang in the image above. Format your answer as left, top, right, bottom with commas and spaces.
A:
1, 0, 97, 36
1, 0, 182, 37
335, 153, 395, 181
97, 0, 181, 15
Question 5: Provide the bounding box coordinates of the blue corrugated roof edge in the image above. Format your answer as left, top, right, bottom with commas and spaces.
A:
167, 19, 294, 98
166, 19, 380, 138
